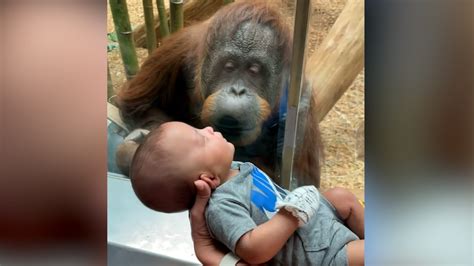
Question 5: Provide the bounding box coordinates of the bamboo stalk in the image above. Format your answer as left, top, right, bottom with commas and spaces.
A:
107, 62, 115, 102
169, 0, 184, 33
156, 0, 170, 38
143, 0, 157, 54
223, 0, 233, 4
109, 0, 139, 80
134, 0, 223, 48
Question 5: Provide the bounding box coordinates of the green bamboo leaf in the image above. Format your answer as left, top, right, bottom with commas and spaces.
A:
108, 32, 118, 42
107, 43, 119, 52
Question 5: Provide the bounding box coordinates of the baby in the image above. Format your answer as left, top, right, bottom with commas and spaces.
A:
130, 121, 364, 265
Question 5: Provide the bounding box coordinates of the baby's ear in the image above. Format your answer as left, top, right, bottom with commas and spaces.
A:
199, 173, 219, 190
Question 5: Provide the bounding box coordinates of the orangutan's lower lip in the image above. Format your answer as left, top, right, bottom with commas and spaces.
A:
213, 116, 254, 131
218, 129, 240, 140
215, 115, 241, 128
216, 125, 254, 137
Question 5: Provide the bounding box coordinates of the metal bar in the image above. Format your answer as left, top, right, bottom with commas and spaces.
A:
280, 0, 312, 190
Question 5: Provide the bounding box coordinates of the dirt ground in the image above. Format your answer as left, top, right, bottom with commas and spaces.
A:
107, 0, 365, 200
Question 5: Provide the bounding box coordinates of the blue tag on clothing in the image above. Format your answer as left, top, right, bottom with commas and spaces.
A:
250, 166, 287, 218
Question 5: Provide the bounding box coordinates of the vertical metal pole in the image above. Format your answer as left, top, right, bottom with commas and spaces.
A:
280, 0, 312, 190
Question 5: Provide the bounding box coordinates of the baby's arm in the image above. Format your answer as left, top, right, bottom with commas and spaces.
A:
235, 186, 321, 264
207, 186, 320, 264
235, 209, 298, 264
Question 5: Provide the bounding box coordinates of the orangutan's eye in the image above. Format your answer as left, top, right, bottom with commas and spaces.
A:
224, 61, 236, 72
248, 64, 261, 75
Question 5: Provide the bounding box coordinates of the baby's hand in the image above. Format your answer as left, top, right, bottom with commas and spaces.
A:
276, 186, 320, 226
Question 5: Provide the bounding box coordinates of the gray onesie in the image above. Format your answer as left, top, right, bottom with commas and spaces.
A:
205, 161, 359, 265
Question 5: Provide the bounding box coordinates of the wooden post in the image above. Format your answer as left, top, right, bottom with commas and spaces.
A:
143, 0, 157, 54
305, 0, 364, 122
169, 0, 184, 33
109, 0, 139, 80
156, 0, 170, 38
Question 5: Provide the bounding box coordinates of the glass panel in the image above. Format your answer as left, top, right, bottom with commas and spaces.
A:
280, 0, 313, 190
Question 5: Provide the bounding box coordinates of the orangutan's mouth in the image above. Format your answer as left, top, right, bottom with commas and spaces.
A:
213, 115, 255, 141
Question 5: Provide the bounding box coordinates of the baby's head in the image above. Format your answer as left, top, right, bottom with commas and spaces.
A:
130, 122, 235, 212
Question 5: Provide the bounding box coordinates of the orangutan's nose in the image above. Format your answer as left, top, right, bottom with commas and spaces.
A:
229, 86, 247, 96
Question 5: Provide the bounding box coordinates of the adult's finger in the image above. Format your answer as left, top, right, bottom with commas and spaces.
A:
189, 180, 226, 264
195, 179, 211, 198
189, 180, 211, 220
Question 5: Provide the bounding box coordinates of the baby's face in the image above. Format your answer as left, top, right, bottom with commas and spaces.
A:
161, 122, 235, 179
